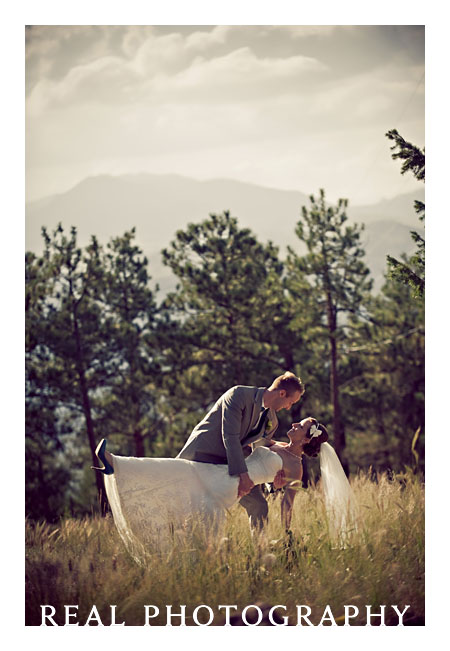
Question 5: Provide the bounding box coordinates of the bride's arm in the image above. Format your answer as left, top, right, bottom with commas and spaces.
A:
275, 454, 303, 530
269, 442, 290, 455
266, 444, 303, 529
273, 469, 287, 489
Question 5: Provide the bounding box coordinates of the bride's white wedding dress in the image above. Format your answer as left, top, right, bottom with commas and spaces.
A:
104, 446, 282, 558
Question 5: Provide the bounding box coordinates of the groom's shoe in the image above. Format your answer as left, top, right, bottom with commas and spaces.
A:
91, 439, 114, 475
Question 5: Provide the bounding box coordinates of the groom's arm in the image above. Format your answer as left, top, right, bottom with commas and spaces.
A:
237, 471, 254, 498
221, 387, 252, 478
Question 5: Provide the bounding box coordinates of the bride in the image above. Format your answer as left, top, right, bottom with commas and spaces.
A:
93, 418, 355, 559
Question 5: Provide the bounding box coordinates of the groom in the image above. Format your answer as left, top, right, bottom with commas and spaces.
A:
177, 371, 305, 528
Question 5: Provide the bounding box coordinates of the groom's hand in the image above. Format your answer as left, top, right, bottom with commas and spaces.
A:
238, 472, 254, 498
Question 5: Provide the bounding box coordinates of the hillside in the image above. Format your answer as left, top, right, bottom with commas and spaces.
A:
26, 174, 424, 294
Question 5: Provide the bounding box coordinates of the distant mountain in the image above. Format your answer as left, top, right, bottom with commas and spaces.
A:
362, 220, 421, 291
26, 173, 424, 294
347, 192, 424, 227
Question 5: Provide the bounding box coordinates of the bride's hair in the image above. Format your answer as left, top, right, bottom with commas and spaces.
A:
303, 423, 329, 458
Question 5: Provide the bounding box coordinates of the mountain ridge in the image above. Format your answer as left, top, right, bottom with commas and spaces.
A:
26, 173, 424, 293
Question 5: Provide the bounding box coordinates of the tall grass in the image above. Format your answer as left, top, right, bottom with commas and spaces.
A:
25, 469, 424, 626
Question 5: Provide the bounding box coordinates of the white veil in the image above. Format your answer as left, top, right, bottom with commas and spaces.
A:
319, 441, 358, 543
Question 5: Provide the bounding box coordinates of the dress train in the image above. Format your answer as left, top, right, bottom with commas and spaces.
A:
104, 446, 282, 558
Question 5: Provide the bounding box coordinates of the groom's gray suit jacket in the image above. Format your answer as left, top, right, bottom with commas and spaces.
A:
176, 385, 278, 476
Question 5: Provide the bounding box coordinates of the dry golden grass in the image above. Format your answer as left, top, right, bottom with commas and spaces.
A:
25, 469, 424, 626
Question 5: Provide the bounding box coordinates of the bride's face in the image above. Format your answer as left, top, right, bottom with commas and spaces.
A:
288, 418, 316, 444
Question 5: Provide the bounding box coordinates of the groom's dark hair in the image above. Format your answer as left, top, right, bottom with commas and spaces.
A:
270, 371, 305, 396
303, 423, 329, 458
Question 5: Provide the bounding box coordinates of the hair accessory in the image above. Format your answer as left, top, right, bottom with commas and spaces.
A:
309, 423, 321, 439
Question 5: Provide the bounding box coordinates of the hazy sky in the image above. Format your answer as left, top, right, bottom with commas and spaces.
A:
25, 25, 424, 205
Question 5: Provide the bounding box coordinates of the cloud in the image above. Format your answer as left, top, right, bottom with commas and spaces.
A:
26, 25, 232, 91
119, 25, 231, 66
27, 55, 133, 115
185, 25, 232, 50
27, 35, 329, 116
280, 25, 339, 38
156, 46, 328, 100
25, 26, 424, 205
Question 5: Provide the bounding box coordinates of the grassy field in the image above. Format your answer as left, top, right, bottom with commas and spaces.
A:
25, 470, 424, 626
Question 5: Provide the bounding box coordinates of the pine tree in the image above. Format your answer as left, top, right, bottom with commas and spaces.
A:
95, 229, 161, 457
343, 272, 424, 471
26, 225, 110, 512
287, 190, 373, 466
385, 129, 425, 298
160, 211, 305, 439
26, 250, 72, 520
26, 226, 163, 516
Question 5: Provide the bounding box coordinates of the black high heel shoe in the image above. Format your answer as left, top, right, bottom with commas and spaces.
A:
91, 438, 114, 475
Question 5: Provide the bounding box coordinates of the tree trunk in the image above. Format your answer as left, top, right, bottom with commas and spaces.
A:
37, 455, 51, 521
133, 429, 145, 457
327, 297, 348, 474
78, 367, 108, 514
72, 304, 108, 514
